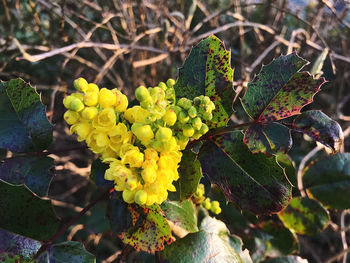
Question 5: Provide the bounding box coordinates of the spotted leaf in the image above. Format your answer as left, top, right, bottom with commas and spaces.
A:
198, 131, 292, 215
241, 53, 325, 123
243, 122, 292, 155
0, 78, 53, 153
119, 204, 175, 253
174, 35, 234, 128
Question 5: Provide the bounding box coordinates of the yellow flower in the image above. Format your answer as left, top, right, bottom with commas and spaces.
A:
93, 108, 117, 129
124, 106, 149, 123
86, 131, 108, 154
141, 166, 157, 184
108, 123, 131, 153
112, 89, 128, 113
131, 123, 154, 145
70, 122, 92, 141
121, 148, 144, 168
84, 92, 99, 106
81, 107, 98, 120
99, 88, 116, 108
64, 110, 80, 125
144, 148, 159, 161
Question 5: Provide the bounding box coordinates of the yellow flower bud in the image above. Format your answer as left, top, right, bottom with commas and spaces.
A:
163, 109, 177, 126
135, 86, 150, 102
141, 167, 157, 184
123, 190, 135, 204
144, 148, 159, 161
156, 127, 172, 143
84, 92, 99, 106
64, 110, 80, 125
63, 95, 75, 109
69, 98, 85, 112
81, 107, 98, 119
71, 93, 84, 101
99, 88, 116, 108
135, 190, 148, 205
126, 176, 138, 190
131, 123, 154, 145
122, 149, 144, 168
86, 83, 99, 93
74, 77, 88, 92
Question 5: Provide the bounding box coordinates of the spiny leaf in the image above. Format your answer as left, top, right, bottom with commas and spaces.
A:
0, 78, 52, 153
303, 153, 350, 209
243, 123, 292, 155
278, 197, 329, 235
0, 156, 54, 197
198, 131, 292, 215
174, 35, 234, 128
107, 193, 133, 234
178, 149, 202, 200
120, 204, 174, 253
0, 181, 59, 241
291, 110, 343, 153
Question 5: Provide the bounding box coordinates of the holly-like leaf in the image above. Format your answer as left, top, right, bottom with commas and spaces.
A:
0, 156, 54, 197
161, 216, 243, 263
90, 158, 113, 186
178, 149, 202, 200
291, 110, 343, 153
161, 200, 198, 234
198, 131, 292, 215
107, 193, 133, 234
0, 229, 41, 261
0, 78, 52, 153
241, 53, 325, 123
36, 241, 95, 263
174, 35, 234, 128
120, 204, 174, 253
0, 181, 59, 241
243, 123, 292, 155
303, 153, 350, 209
261, 256, 308, 263
278, 197, 329, 235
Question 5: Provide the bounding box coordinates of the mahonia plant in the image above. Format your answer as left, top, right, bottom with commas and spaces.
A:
63, 77, 216, 207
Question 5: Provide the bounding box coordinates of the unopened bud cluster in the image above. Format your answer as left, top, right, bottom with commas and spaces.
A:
193, 184, 221, 214
63, 77, 216, 207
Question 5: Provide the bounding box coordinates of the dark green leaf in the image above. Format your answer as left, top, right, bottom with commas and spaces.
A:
161, 200, 198, 234
243, 123, 292, 155
291, 110, 343, 153
36, 241, 95, 263
261, 256, 308, 263
303, 153, 350, 209
107, 193, 132, 234
278, 197, 329, 235
0, 78, 52, 153
120, 204, 174, 253
241, 53, 325, 122
276, 153, 297, 186
198, 131, 292, 214
178, 149, 202, 200
0, 156, 54, 197
174, 35, 234, 128
90, 158, 112, 186
0, 181, 59, 241
161, 216, 243, 263
0, 229, 41, 261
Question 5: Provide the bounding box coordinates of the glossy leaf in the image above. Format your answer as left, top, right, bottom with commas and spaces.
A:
0, 156, 54, 197
198, 131, 292, 214
244, 123, 292, 155
120, 204, 174, 253
278, 197, 329, 235
161, 216, 243, 263
241, 53, 325, 122
0, 78, 52, 153
107, 193, 133, 234
261, 256, 308, 263
276, 153, 297, 186
0, 181, 59, 241
174, 35, 234, 128
90, 158, 112, 186
161, 200, 198, 234
36, 241, 95, 263
178, 149, 202, 200
291, 110, 343, 153
303, 153, 350, 209
0, 229, 41, 261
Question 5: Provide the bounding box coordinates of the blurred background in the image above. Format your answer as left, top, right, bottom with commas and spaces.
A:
1, 0, 350, 262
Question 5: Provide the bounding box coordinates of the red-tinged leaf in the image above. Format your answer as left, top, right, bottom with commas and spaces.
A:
243, 123, 292, 155
198, 131, 292, 215
241, 53, 325, 123
174, 35, 234, 128
119, 204, 175, 253
291, 110, 344, 153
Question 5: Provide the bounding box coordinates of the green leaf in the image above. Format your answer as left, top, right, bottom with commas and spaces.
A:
36, 241, 95, 263
161, 216, 243, 263
0, 229, 41, 261
303, 153, 350, 209
261, 256, 308, 263
120, 204, 174, 253
174, 35, 234, 128
278, 197, 329, 235
0, 78, 53, 153
198, 131, 292, 214
161, 200, 198, 234
178, 149, 202, 200
241, 53, 324, 122
107, 193, 133, 234
276, 153, 297, 186
291, 110, 344, 153
90, 158, 112, 186
0, 156, 54, 197
258, 220, 299, 255
243, 123, 292, 155
0, 181, 59, 241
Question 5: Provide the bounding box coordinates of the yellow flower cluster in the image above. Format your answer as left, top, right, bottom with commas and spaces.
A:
63, 77, 216, 207
193, 184, 221, 214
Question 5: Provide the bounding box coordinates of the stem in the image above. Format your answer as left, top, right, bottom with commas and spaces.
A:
34, 187, 112, 259
186, 121, 255, 148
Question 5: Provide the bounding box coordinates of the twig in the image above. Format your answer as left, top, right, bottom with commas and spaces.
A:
341, 210, 350, 263
326, 247, 350, 263
246, 41, 279, 73
132, 53, 169, 68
